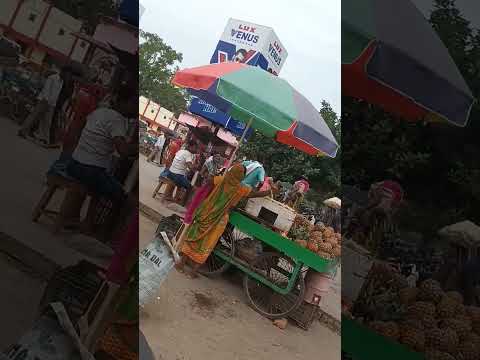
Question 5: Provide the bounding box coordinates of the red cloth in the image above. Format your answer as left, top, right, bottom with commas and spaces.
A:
62, 86, 100, 154
294, 179, 310, 193
183, 183, 214, 224
380, 180, 404, 203
165, 140, 182, 168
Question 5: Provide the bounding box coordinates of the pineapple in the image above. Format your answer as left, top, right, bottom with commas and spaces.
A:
425, 349, 456, 360
418, 279, 444, 304
369, 321, 399, 340
400, 318, 425, 331
318, 242, 333, 252
325, 236, 337, 246
407, 301, 436, 320
400, 326, 425, 352
464, 332, 480, 344
426, 327, 442, 347
398, 287, 419, 305
331, 245, 341, 258
437, 296, 458, 319
317, 250, 333, 260
466, 306, 480, 323
310, 231, 323, 240
472, 321, 480, 335
440, 318, 471, 341
428, 328, 459, 354
445, 291, 464, 305
313, 222, 326, 232
323, 228, 335, 238
423, 315, 439, 330
457, 341, 480, 360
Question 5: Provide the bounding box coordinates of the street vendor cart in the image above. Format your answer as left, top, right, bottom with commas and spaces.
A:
198, 206, 336, 318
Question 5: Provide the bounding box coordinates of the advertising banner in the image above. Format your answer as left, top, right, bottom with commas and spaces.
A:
188, 98, 253, 139
210, 18, 288, 76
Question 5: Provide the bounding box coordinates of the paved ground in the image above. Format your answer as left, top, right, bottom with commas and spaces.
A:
0, 117, 114, 350
139, 154, 185, 219
139, 215, 340, 360
0, 252, 46, 350
0, 117, 113, 268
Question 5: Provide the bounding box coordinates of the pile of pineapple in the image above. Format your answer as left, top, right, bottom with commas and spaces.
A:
288, 215, 341, 260
367, 277, 480, 360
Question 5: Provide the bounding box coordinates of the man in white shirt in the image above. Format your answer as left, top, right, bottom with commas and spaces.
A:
66, 87, 138, 204
18, 65, 65, 143
160, 140, 197, 201
147, 131, 166, 164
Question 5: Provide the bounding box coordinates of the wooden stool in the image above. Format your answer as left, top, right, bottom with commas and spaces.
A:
32, 174, 97, 234
152, 176, 176, 199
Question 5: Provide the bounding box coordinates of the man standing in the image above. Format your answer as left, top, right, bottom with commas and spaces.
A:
147, 131, 165, 164
18, 65, 64, 144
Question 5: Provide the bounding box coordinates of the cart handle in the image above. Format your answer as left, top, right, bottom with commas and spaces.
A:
159, 231, 181, 263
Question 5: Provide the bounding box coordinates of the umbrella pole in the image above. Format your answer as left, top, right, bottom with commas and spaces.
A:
226, 117, 253, 169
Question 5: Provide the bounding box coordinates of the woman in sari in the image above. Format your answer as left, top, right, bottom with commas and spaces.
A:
176, 163, 274, 277
183, 153, 224, 224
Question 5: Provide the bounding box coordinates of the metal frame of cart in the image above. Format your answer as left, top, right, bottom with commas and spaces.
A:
196, 209, 336, 319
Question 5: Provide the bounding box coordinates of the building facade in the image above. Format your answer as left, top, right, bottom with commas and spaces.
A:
0, 0, 88, 66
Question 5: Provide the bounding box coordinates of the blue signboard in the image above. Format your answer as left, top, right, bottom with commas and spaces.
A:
188, 97, 253, 140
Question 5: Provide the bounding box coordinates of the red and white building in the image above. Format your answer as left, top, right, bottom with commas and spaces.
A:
0, 0, 138, 88
139, 96, 187, 136
0, 0, 88, 66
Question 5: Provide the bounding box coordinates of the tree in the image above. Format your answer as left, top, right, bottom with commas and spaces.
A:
239, 101, 341, 199
342, 0, 480, 231
139, 30, 187, 116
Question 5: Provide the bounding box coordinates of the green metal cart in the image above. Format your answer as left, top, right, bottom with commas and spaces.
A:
199, 209, 336, 319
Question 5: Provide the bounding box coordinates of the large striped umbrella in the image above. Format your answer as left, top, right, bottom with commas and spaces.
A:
342, 0, 475, 127
172, 62, 339, 158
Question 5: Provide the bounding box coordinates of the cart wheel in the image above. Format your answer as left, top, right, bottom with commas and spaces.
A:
243, 252, 305, 319
197, 224, 236, 277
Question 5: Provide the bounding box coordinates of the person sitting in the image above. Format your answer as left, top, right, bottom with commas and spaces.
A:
284, 175, 310, 209
65, 87, 138, 230
361, 179, 404, 226
160, 140, 197, 203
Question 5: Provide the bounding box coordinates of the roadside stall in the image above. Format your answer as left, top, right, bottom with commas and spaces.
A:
152, 62, 341, 326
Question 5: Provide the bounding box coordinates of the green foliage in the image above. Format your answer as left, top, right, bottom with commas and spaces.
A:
238, 100, 340, 201
139, 30, 187, 116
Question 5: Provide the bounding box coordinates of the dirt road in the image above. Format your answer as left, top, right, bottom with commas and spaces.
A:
139, 215, 340, 360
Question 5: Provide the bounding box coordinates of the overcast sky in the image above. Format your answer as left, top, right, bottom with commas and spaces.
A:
140, 0, 479, 116
140, 0, 341, 114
